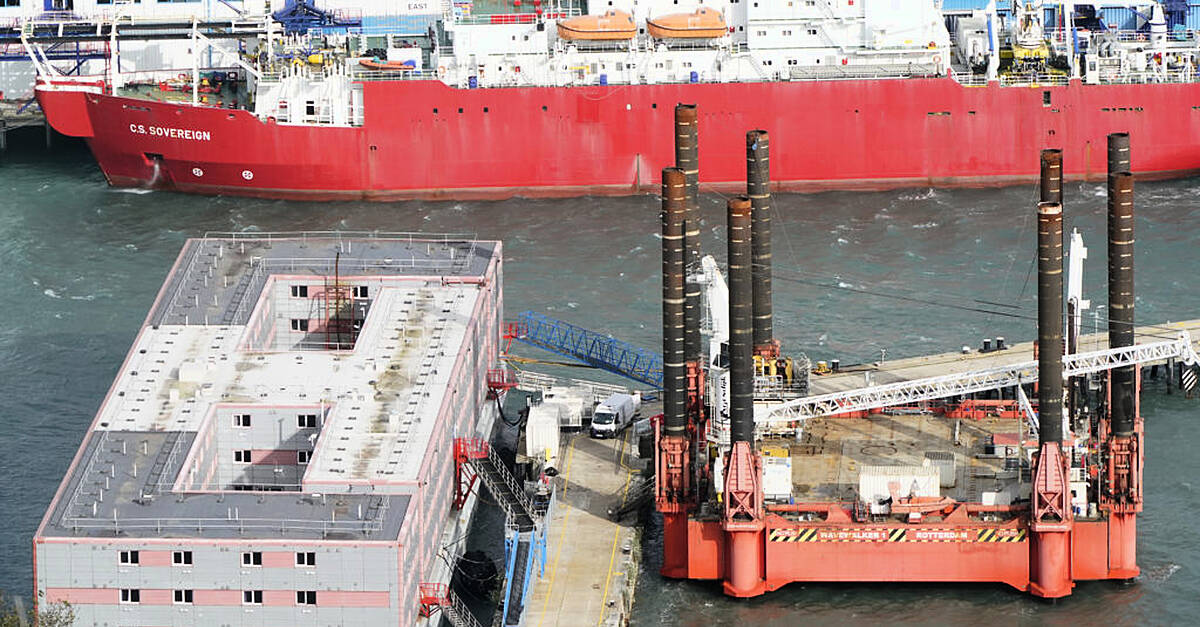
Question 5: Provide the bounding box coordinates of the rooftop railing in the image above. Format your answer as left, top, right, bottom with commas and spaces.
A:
62, 495, 392, 536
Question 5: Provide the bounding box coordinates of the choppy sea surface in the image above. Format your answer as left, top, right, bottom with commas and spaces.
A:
0, 133, 1197, 624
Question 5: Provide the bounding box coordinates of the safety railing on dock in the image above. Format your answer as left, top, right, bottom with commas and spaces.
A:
513, 370, 634, 403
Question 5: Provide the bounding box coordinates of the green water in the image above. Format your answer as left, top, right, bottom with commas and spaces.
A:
0, 131, 1197, 624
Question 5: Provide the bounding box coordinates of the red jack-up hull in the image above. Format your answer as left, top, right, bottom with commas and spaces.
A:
655, 123, 1145, 599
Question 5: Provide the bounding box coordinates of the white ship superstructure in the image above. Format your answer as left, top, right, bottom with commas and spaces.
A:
437, 0, 948, 89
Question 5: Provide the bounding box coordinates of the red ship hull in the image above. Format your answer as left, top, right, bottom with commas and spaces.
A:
37, 77, 1200, 200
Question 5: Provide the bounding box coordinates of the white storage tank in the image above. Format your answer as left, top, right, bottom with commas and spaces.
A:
858, 465, 940, 504
526, 405, 562, 473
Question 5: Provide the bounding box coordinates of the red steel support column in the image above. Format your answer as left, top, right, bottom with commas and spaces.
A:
723, 195, 765, 597
1105, 157, 1141, 579
1030, 201, 1073, 599
658, 167, 692, 578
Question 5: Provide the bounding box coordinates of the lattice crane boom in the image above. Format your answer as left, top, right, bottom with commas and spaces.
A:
756, 332, 1199, 424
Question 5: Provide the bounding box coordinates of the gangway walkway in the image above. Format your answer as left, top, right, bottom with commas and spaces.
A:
456, 438, 536, 531
509, 311, 663, 388
454, 437, 551, 627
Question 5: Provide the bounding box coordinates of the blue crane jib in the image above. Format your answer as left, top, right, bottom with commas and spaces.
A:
273, 0, 362, 35
512, 311, 663, 388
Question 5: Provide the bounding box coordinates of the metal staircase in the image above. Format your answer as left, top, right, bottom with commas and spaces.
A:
419, 584, 483, 627
142, 431, 182, 495
454, 437, 553, 626
455, 438, 537, 531
500, 535, 532, 626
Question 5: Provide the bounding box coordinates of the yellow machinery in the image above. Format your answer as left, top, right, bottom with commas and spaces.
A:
754, 355, 795, 383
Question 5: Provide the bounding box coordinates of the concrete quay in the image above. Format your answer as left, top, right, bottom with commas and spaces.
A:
525, 428, 646, 627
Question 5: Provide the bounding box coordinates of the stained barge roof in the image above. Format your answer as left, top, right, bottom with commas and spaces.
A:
38, 233, 499, 541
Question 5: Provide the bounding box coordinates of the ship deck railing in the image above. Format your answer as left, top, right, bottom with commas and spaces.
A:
952, 68, 1199, 87
451, 8, 581, 27
787, 63, 939, 81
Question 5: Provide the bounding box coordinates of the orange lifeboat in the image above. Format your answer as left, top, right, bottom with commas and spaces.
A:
557, 9, 636, 41
358, 58, 417, 71
646, 7, 728, 39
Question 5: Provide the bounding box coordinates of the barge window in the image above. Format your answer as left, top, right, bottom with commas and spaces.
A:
243, 590, 263, 605
173, 589, 194, 604
173, 551, 192, 565
296, 552, 316, 566
242, 551, 262, 566
119, 550, 139, 564
291, 319, 309, 332
298, 414, 319, 428
296, 590, 317, 605
233, 413, 251, 428
291, 285, 308, 297
297, 450, 311, 464
234, 450, 252, 464
120, 589, 140, 604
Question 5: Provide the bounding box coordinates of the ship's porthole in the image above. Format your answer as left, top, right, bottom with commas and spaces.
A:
192, 168, 204, 177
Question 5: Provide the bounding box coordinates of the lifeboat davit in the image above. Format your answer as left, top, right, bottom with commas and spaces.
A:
646, 7, 728, 39
557, 10, 637, 41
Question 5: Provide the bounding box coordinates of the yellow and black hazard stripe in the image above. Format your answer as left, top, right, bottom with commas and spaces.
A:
769, 528, 821, 542
976, 528, 1028, 543
769, 527, 1028, 543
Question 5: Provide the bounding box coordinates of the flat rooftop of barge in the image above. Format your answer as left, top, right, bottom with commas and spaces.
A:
38, 233, 500, 540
